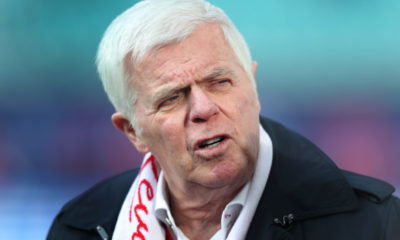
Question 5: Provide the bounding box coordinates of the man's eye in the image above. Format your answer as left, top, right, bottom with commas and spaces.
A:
159, 95, 179, 108
216, 79, 230, 85
165, 95, 178, 103
210, 79, 231, 90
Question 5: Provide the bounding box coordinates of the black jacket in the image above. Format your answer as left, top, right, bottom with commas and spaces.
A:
47, 117, 400, 239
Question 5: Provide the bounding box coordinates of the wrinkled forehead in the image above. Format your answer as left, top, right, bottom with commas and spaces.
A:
141, 24, 228, 62
130, 23, 237, 83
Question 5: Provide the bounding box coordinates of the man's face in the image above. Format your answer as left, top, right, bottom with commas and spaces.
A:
130, 23, 260, 190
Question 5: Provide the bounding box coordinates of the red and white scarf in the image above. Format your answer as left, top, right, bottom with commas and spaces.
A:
112, 153, 172, 240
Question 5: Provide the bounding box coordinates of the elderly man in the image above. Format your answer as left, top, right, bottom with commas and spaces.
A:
48, 0, 400, 239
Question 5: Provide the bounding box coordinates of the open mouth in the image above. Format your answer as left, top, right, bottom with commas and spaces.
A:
198, 136, 226, 149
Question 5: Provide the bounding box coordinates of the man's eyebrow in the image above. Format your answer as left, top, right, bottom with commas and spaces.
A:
153, 85, 182, 103
203, 67, 235, 80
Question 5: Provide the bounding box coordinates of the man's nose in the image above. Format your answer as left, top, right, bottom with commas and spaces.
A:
188, 87, 219, 123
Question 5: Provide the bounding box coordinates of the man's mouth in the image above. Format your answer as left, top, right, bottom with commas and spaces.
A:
197, 136, 226, 149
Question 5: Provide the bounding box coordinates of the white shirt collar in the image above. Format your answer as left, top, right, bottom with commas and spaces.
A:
154, 123, 273, 240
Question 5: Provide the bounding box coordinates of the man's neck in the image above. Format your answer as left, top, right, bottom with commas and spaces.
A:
166, 179, 247, 240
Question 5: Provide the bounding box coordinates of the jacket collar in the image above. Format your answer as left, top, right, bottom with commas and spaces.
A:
248, 117, 358, 229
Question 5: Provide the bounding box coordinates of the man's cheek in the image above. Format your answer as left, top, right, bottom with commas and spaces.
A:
161, 125, 183, 148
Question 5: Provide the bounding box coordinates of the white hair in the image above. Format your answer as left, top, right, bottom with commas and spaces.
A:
96, 0, 256, 131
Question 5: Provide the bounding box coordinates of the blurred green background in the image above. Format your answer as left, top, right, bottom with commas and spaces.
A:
0, 0, 399, 238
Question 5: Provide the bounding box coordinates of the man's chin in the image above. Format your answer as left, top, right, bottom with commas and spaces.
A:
199, 161, 249, 188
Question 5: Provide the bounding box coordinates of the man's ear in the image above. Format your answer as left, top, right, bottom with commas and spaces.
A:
251, 61, 258, 78
111, 112, 149, 153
